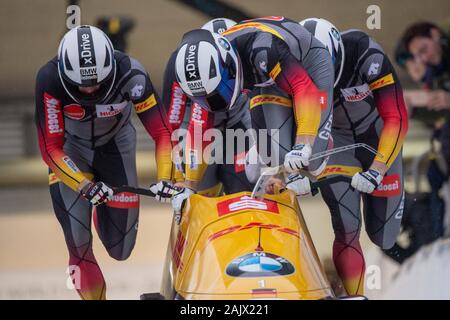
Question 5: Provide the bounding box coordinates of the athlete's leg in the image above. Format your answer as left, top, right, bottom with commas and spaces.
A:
362, 153, 405, 249
319, 132, 365, 295
49, 141, 106, 300
219, 107, 255, 193
93, 124, 139, 261
355, 119, 405, 249
196, 164, 223, 196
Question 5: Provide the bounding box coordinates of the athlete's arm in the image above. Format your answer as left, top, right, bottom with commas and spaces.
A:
183, 103, 215, 191
35, 65, 91, 191
162, 54, 190, 182
361, 41, 409, 173
131, 60, 174, 181
162, 52, 190, 132
257, 36, 324, 146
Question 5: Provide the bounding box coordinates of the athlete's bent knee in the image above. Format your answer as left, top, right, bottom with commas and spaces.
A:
107, 239, 136, 261
367, 231, 397, 250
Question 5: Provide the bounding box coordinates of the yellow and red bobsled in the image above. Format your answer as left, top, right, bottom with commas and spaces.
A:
157, 187, 335, 300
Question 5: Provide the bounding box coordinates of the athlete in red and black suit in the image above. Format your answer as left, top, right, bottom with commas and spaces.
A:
35, 25, 175, 299
302, 19, 408, 295
169, 17, 335, 212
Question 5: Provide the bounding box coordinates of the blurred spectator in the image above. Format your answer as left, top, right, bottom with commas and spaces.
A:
402, 21, 450, 169
395, 28, 446, 126
385, 21, 450, 264
96, 16, 135, 52
395, 36, 431, 84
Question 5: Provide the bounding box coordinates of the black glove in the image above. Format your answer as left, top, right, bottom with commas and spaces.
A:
81, 181, 113, 206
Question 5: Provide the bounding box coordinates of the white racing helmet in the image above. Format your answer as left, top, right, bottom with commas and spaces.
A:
300, 18, 345, 87
57, 25, 116, 104
201, 18, 237, 35
175, 29, 243, 113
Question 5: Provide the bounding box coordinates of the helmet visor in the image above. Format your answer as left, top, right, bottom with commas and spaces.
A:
60, 69, 116, 105
189, 55, 237, 112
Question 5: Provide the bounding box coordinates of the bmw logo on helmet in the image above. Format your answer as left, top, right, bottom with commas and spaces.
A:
226, 252, 295, 277
331, 27, 341, 41
218, 38, 231, 51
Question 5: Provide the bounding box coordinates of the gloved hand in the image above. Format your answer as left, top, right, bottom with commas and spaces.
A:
171, 187, 196, 214
81, 181, 113, 206
149, 181, 181, 203
284, 144, 312, 173
351, 169, 383, 193
286, 174, 311, 195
